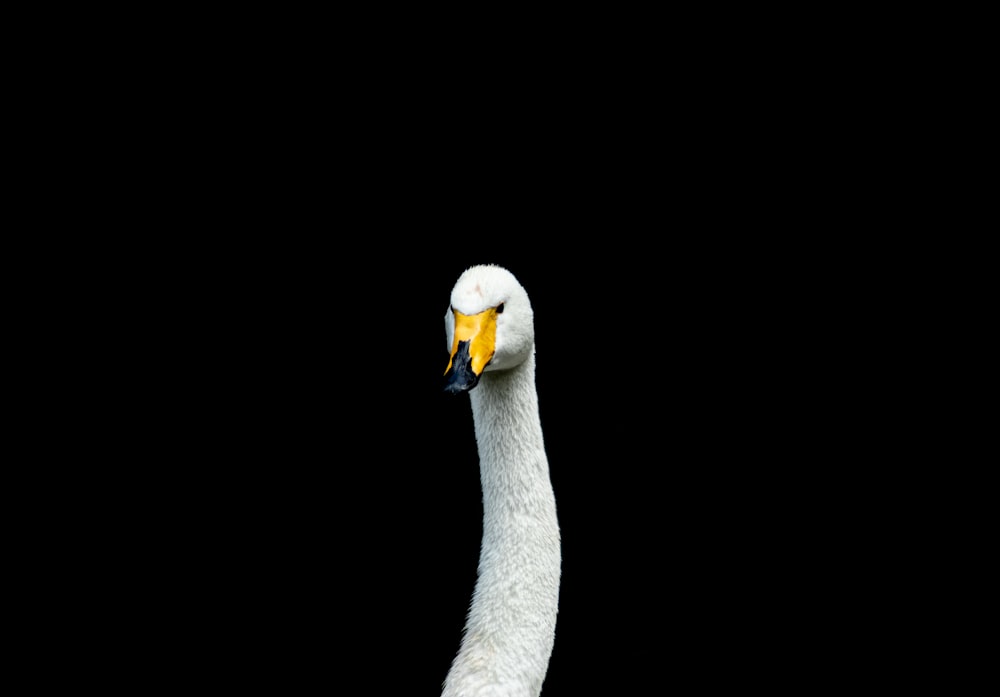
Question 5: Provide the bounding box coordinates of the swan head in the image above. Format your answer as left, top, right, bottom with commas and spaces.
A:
443, 264, 534, 394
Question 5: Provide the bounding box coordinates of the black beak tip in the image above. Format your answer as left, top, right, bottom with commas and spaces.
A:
443, 340, 480, 394
443, 380, 468, 395
444, 369, 479, 394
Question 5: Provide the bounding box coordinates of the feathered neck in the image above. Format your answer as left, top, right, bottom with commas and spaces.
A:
443, 352, 561, 697
470, 355, 549, 509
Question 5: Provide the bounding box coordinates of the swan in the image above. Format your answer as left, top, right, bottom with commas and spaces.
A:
441, 264, 561, 697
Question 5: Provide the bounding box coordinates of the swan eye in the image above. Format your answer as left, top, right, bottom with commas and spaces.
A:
496, 302, 505, 314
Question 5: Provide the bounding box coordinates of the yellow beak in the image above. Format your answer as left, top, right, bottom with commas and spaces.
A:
444, 307, 498, 392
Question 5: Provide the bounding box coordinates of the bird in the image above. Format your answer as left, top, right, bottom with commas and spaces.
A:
440, 264, 561, 697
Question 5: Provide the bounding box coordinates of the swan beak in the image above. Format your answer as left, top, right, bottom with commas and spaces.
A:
444, 307, 498, 394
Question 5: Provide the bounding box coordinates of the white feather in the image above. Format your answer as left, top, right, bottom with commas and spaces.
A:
442, 265, 561, 697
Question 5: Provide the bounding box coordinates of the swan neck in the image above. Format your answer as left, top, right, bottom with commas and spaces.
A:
443, 352, 561, 697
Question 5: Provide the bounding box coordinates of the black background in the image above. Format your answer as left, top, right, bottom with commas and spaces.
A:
107, 238, 852, 695
49, 35, 873, 688
25, 9, 923, 691
45, 153, 876, 690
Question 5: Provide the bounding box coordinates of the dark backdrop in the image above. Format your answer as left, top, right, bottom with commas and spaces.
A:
43, 11, 881, 691
118, 240, 847, 695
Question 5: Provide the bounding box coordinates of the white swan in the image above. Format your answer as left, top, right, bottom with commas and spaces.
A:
441, 264, 561, 697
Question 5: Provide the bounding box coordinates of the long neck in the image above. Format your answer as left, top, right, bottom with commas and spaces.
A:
443, 353, 561, 697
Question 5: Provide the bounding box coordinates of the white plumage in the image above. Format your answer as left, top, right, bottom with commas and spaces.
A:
441, 265, 561, 697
